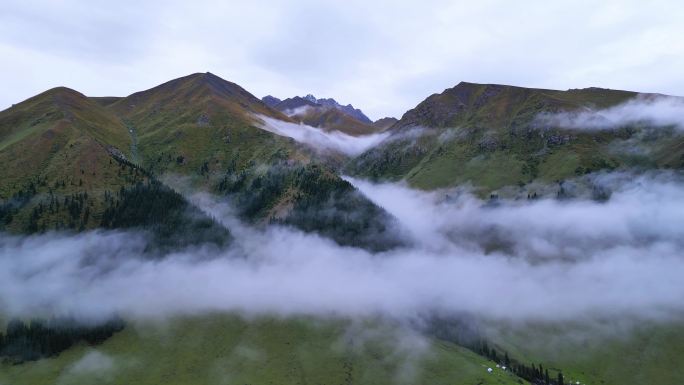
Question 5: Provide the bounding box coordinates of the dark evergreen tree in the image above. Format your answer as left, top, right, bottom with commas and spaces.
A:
0, 316, 124, 363
101, 180, 230, 252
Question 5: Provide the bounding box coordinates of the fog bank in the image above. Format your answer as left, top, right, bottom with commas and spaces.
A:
1, 172, 684, 324
536, 95, 684, 131
256, 115, 389, 156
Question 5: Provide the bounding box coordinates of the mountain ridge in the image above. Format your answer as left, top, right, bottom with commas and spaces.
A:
347, 81, 684, 192
264, 94, 378, 136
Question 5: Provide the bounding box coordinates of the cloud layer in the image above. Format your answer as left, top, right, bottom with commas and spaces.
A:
537, 95, 684, 130
256, 115, 390, 156
2, 172, 684, 325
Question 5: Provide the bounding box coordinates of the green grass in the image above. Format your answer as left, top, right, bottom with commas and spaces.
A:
0, 314, 525, 385
407, 149, 525, 192
486, 320, 684, 385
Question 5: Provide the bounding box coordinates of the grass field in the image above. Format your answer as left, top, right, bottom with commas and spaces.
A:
0, 314, 525, 385
486, 320, 684, 385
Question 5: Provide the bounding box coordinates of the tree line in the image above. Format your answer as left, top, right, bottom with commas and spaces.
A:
101, 180, 230, 252
0, 316, 124, 364
478, 340, 566, 385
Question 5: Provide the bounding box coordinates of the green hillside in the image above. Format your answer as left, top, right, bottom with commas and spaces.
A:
485, 320, 684, 385
0, 314, 525, 385
107, 72, 301, 176
347, 82, 684, 192
0, 87, 141, 232
0, 86, 228, 245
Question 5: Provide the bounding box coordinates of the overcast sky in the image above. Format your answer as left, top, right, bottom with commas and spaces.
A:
1, 0, 683, 120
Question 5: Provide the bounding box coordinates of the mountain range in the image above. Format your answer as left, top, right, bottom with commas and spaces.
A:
2, 72, 684, 385
2, 72, 683, 240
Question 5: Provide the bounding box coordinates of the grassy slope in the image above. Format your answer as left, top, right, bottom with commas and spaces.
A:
0, 315, 525, 385
108, 72, 306, 178
0, 87, 145, 232
348, 82, 684, 193
486, 321, 684, 385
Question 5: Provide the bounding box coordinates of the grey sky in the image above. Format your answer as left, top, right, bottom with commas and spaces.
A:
1, 0, 683, 120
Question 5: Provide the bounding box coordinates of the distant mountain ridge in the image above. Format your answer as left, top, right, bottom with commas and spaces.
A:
302, 94, 372, 124
263, 93, 379, 136
264, 93, 372, 124
371, 117, 398, 131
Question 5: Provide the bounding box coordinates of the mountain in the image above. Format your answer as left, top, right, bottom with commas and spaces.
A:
265, 94, 378, 136
304, 94, 372, 124
261, 95, 282, 107
106, 73, 397, 250
347, 82, 684, 193
0, 87, 134, 231
271, 95, 318, 112
286, 104, 379, 136
372, 117, 398, 131
107, 72, 295, 171
0, 73, 399, 251
0, 85, 229, 246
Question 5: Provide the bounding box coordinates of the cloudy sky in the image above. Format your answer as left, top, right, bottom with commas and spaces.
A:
1, 0, 683, 119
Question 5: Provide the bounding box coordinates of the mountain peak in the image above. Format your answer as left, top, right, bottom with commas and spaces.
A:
108, 72, 287, 124
269, 94, 373, 124
38, 86, 88, 101
262, 95, 282, 107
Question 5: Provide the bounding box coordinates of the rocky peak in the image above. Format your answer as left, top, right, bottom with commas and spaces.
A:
262, 95, 282, 107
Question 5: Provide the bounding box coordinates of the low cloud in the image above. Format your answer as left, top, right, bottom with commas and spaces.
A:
56, 350, 124, 385
255, 115, 390, 156
536, 95, 684, 131
1, 172, 684, 325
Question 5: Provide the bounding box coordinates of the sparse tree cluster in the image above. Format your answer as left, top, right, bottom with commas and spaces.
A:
477, 340, 566, 385
426, 317, 568, 385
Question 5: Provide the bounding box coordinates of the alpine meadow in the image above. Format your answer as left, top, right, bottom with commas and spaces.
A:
2, 1, 684, 384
